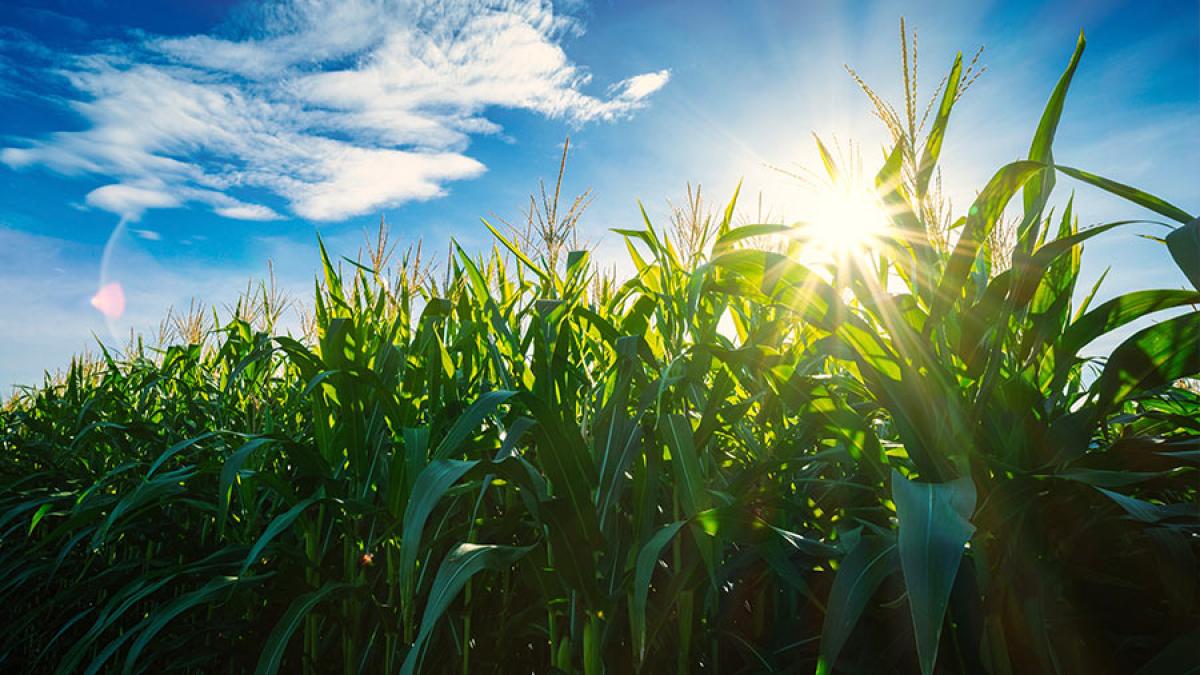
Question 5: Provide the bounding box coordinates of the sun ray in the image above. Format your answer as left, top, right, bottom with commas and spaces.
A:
797, 180, 891, 263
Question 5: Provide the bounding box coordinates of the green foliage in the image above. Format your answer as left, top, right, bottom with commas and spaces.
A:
2, 29, 1197, 675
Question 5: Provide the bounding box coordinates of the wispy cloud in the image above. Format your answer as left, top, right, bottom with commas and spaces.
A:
0, 0, 670, 222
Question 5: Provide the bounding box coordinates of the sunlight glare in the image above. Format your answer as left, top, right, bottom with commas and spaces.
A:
797, 180, 890, 262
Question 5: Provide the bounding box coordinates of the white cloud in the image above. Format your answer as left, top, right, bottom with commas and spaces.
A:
212, 203, 283, 221
610, 70, 672, 105
0, 0, 670, 222
85, 183, 181, 220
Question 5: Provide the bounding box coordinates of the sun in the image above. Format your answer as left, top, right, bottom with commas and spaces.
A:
797, 180, 891, 263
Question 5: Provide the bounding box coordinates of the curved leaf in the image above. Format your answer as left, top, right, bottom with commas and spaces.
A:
916, 52, 962, 199
218, 437, 276, 532
1020, 31, 1085, 246
1166, 219, 1200, 291
891, 470, 977, 675
240, 495, 321, 576
817, 535, 898, 675
121, 576, 242, 674
632, 520, 687, 662
400, 543, 532, 675
399, 459, 479, 609
431, 390, 517, 461
255, 582, 354, 675
928, 160, 1044, 330
146, 431, 216, 478
1059, 289, 1200, 361
1056, 165, 1193, 225
1094, 311, 1200, 412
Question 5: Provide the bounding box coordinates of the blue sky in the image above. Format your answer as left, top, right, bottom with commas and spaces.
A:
1, 0, 1197, 392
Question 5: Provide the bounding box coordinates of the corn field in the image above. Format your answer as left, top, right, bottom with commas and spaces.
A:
2, 32, 1199, 675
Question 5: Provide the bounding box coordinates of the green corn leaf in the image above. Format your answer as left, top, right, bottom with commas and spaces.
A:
399, 459, 479, 607
1075, 266, 1110, 318
1058, 289, 1200, 362
520, 392, 602, 543
541, 497, 602, 608
891, 470, 977, 675
94, 466, 195, 546
317, 236, 348, 313
120, 575, 243, 674
1094, 488, 1200, 524
400, 543, 532, 675
1028, 197, 1079, 319
431, 390, 516, 461
483, 218, 549, 281
813, 134, 841, 183
1020, 31, 1085, 247
632, 520, 687, 662
717, 180, 743, 237
240, 495, 321, 576
928, 161, 1044, 330
1166, 219, 1200, 291
255, 582, 354, 675
56, 575, 177, 674
1055, 165, 1193, 224
711, 223, 793, 256
145, 431, 216, 478
816, 535, 898, 675
595, 336, 645, 531
218, 437, 276, 533
916, 52, 962, 200
1055, 468, 1172, 489
28, 502, 54, 535
662, 413, 709, 517
1094, 311, 1200, 413
1015, 219, 1139, 302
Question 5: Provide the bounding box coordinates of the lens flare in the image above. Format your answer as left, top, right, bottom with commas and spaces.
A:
90, 281, 126, 320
